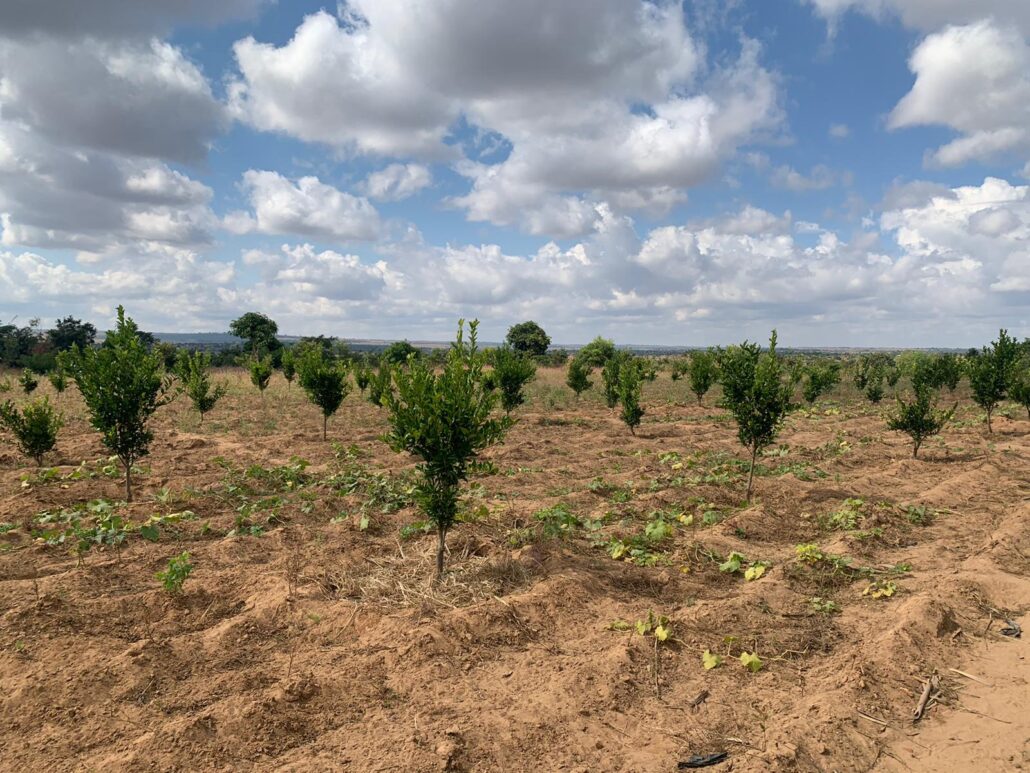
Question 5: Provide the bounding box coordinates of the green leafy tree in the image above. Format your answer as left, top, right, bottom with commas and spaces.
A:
176, 350, 227, 424
601, 350, 629, 409
382, 340, 421, 365
887, 388, 954, 458
505, 321, 550, 357
719, 331, 794, 502
577, 336, 616, 367
280, 349, 297, 388
0, 396, 63, 466
229, 312, 281, 356
491, 345, 537, 413
966, 329, 1019, 432
1009, 358, 1030, 419
687, 350, 719, 405
670, 358, 688, 382
47, 368, 68, 395
48, 316, 97, 352
248, 355, 273, 394
63, 306, 173, 501
19, 369, 38, 394
802, 361, 840, 404
354, 363, 372, 393
566, 357, 593, 398
298, 349, 351, 440
618, 360, 644, 434
367, 362, 393, 406
383, 320, 512, 578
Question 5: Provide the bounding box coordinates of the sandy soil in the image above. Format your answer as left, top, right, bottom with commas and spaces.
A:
0, 368, 1027, 772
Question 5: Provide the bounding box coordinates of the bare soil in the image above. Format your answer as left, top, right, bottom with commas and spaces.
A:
1, 369, 1027, 772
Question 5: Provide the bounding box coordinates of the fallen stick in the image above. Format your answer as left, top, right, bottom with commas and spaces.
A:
857, 711, 889, 727
913, 675, 941, 722
948, 668, 992, 686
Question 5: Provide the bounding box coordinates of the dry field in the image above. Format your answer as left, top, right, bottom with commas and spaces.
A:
1, 367, 1027, 772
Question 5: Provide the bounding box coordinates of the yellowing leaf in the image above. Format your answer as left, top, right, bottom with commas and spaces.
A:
655, 623, 670, 642
739, 651, 763, 672
608, 620, 632, 632
744, 564, 767, 582
677, 513, 694, 526
702, 650, 722, 670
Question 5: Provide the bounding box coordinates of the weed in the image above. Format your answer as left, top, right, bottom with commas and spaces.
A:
156, 552, 193, 593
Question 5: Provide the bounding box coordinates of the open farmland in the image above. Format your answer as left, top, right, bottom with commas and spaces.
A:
0, 367, 1027, 772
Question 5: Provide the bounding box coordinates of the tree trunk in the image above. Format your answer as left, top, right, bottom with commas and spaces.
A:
913, 440, 920, 459
323, 414, 328, 441
746, 447, 758, 503
986, 407, 993, 433
435, 527, 447, 580
124, 460, 133, 503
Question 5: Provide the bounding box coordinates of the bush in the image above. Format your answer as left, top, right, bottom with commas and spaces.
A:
280, 349, 296, 388
382, 340, 421, 365
618, 360, 644, 434
1010, 359, 1030, 419
367, 362, 393, 406
176, 350, 227, 423
966, 329, 1019, 432
887, 389, 954, 458
802, 361, 840, 404
19, 370, 38, 394
601, 350, 629, 409
566, 357, 593, 398
865, 381, 885, 403
48, 368, 68, 395
0, 396, 63, 466
669, 358, 688, 382
577, 336, 616, 368
298, 349, 351, 440
62, 306, 172, 501
383, 320, 512, 578
506, 321, 550, 357
719, 331, 794, 502
354, 363, 371, 393
687, 350, 719, 405
248, 355, 273, 393
491, 345, 536, 413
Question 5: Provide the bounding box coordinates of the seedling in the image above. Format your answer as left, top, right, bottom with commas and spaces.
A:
156, 551, 193, 593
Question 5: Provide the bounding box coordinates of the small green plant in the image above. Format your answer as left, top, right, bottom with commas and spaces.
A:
634, 610, 672, 642
687, 350, 719, 405
802, 361, 840, 403
534, 503, 581, 539
156, 551, 193, 593
701, 649, 723, 670
176, 350, 227, 423
825, 498, 865, 530
566, 357, 593, 398
739, 651, 763, 673
886, 389, 954, 458
248, 355, 274, 393
354, 363, 372, 393
491, 345, 536, 414
618, 359, 645, 434
0, 396, 63, 466
48, 368, 68, 395
297, 349, 351, 440
19, 370, 39, 394
809, 597, 840, 614
966, 329, 1019, 432
367, 362, 393, 407
280, 349, 296, 388
862, 579, 897, 599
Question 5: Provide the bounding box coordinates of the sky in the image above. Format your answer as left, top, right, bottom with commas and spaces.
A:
0, 0, 1028, 347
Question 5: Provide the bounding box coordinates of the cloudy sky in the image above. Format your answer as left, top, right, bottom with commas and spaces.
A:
1, 0, 1027, 346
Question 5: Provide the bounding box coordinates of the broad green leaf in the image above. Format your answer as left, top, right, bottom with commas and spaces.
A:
739, 651, 763, 672
702, 650, 722, 670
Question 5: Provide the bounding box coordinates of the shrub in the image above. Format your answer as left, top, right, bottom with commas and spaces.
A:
176, 350, 227, 424
566, 357, 593, 398
156, 551, 193, 594
280, 349, 296, 388
865, 381, 885, 403
19, 370, 38, 394
48, 368, 68, 395
382, 320, 512, 578
248, 355, 273, 393
506, 321, 550, 357
1010, 361, 1030, 419
354, 363, 371, 393
601, 350, 629, 409
687, 350, 719, 405
670, 358, 688, 382
382, 340, 421, 365
0, 396, 63, 466
578, 336, 616, 367
802, 361, 840, 404
298, 349, 351, 440
62, 306, 172, 501
719, 331, 794, 502
966, 329, 1019, 432
886, 388, 954, 458
367, 362, 393, 406
618, 360, 644, 434
491, 345, 537, 413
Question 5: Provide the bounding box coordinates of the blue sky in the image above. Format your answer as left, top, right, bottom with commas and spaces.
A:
0, 0, 1027, 346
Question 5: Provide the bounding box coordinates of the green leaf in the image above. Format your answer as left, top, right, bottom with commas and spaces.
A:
608, 620, 632, 632
719, 551, 746, 574
359, 514, 370, 531
702, 650, 722, 670
739, 651, 763, 672
139, 524, 160, 542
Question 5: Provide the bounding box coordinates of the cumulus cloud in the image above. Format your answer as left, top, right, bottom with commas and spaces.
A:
803, 0, 1030, 36
225, 170, 381, 242
363, 164, 433, 201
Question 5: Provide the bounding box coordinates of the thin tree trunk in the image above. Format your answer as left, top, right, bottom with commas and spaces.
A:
435, 527, 447, 580
986, 407, 993, 433
124, 461, 133, 503
913, 441, 920, 459
323, 414, 328, 441
746, 447, 757, 503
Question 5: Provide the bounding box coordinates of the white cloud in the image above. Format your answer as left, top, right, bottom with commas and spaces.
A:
363, 164, 432, 201
226, 170, 381, 242
829, 123, 850, 138
770, 164, 840, 191
888, 21, 1030, 167
803, 0, 1030, 36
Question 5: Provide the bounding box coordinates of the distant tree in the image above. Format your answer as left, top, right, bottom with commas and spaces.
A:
966, 329, 1019, 432
887, 388, 954, 458
298, 349, 351, 440
577, 336, 617, 368
0, 396, 63, 466
566, 357, 593, 398
601, 350, 629, 409
353, 362, 371, 393
248, 355, 273, 394
229, 312, 281, 356
383, 320, 512, 578
491, 345, 537, 413
368, 362, 394, 407
618, 360, 644, 434
280, 348, 297, 388
687, 350, 719, 405
382, 340, 421, 365
63, 306, 173, 501
48, 316, 96, 352
176, 350, 227, 424
719, 331, 794, 503
505, 321, 550, 357
802, 361, 840, 404
19, 369, 39, 394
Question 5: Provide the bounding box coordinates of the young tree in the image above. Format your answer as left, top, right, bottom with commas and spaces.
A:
280, 349, 297, 389
367, 362, 393, 407
506, 321, 551, 357
248, 355, 273, 394
600, 350, 629, 409
354, 363, 371, 393
491, 345, 537, 414
1010, 358, 1030, 419
63, 306, 172, 501
0, 396, 63, 466
886, 389, 954, 458
48, 316, 97, 352
47, 368, 68, 396
19, 369, 38, 394
382, 340, 421, 365
383, 320, 512, 579
566, 357, 593, 398
719, 331, 794, 503
298, 349, 351, 440
802, 361, 840, 404
687, 350, 719, 405
966, 329, 1019, 432
229, 312, 281, 356
577, 336, 616, 367
176, 350, 227, 424
670, 358, 688, 382
618, 360, 644, 434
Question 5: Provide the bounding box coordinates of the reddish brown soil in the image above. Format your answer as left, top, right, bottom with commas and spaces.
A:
1, 369, 1027, 772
